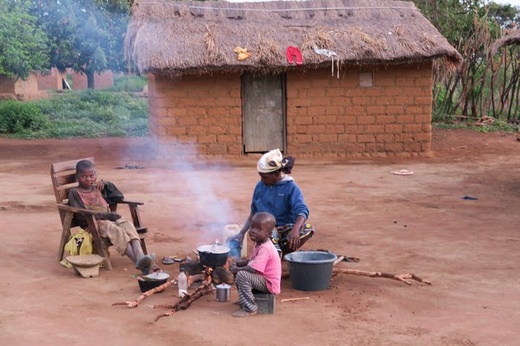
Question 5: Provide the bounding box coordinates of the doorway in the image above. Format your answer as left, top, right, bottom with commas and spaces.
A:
242, 73, 286, 153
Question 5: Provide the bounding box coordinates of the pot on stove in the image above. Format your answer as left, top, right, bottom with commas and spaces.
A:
197, 244, 230, 267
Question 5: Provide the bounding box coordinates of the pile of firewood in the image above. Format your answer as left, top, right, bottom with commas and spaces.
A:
112, 260, 234, 321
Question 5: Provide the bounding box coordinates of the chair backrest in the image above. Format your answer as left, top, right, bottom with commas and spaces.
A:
50, 157, 95, 210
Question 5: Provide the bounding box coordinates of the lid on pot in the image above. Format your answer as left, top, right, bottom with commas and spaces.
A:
216, 283, 230, 289
144, 272, 170, 281
198, 244, 230, 254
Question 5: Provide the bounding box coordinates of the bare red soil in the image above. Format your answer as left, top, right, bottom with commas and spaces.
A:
1, 128, 519, 345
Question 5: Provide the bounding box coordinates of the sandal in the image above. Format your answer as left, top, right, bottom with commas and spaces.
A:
232, 309, 258, 318
162, 256, 175, 265
162, 256, 186, 265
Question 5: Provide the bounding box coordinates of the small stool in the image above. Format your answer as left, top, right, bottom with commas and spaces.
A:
66, 254, 104, 278
252, 290, 275, 314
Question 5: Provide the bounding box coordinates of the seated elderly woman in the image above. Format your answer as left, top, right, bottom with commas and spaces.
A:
227, 148, 314, 258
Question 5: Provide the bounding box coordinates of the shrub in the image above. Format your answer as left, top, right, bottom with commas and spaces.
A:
0, 101, 48, 134
110, 75, 148, 92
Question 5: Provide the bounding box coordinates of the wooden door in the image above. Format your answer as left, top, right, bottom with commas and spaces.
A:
242, 73, 286, 153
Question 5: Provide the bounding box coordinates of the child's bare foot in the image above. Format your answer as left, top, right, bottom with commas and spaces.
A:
232, 309, 257, 317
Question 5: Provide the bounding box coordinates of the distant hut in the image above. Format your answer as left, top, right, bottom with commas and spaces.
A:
126, 0, 462, 158
493, 29, 520, 51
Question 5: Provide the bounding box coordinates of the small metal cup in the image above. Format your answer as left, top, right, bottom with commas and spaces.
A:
216, 283, 230, 302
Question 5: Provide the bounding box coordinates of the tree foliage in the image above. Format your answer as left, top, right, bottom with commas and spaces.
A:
413, 0, 520, 121
30, 0, 131, 88
0, 0, 49, 79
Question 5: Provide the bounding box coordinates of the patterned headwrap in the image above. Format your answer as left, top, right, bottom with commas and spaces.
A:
257, 148, 284, 173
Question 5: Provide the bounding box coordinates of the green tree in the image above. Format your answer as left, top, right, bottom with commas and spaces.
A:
0, 0, 49, 79
413, 0, 520, 120
31, 0, 131, 88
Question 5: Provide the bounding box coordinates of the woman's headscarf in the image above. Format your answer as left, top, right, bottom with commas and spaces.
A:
257, 148, 284, 173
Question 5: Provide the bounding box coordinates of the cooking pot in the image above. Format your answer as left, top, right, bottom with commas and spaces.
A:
198, 244, 230, 267
137, 272, 170, 293
216, 283, 231, 302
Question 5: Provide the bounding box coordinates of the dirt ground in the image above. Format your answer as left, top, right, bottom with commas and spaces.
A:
1, 128, 520, 345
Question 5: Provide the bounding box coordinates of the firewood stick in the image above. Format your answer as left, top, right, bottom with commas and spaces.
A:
333, 256, 345, 266
112, 279, 177, 308
282, 269, 431, 286
281, 297, 310, 302
154, 277, 213, 321
188, 273, 206, 287
331, 268, 432, 285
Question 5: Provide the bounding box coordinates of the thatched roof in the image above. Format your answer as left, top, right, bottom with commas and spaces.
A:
126, 0, 462, 76
492, 29, 520, 53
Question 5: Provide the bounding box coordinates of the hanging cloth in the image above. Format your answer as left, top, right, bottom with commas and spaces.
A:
312, 45, 340, 78
234, 47, 251, 61
286, 46, 303, 65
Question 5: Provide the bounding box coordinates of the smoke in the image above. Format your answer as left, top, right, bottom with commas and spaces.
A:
145, 137, 242, 246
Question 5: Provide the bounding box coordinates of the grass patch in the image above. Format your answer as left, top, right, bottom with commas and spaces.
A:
0, 89, 148, 139
109, 74, 148, 92
433, 115, 519, 133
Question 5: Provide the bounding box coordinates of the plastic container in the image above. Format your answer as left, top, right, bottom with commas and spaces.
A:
177, 269, 188, 297
253, 290, 275, 314
223, 224, 248, 258
284, 251, 337, 291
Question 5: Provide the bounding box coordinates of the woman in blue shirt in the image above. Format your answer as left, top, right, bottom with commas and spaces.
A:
228, 149, 314, 257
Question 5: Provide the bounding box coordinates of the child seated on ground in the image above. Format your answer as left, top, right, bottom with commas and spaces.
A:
68, 159, 156, 274
229, 212, 281, 317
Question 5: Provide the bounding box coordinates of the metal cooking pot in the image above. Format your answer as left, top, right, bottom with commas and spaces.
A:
197, 244, 230, 267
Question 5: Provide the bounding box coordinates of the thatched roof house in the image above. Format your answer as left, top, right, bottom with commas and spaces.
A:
126, 0, 462, 158
127, 0, 461, 75
493, 29, 520, 52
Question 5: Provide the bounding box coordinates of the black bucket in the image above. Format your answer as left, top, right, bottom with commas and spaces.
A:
284, 251, 337, 291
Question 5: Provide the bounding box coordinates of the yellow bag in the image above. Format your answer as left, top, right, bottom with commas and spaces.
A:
60, 229, 93, 268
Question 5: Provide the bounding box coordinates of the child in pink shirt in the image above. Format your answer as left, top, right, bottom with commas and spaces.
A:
230, 212, 281, 317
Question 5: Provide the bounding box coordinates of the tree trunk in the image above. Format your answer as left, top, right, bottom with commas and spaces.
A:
86, 70, 95, 89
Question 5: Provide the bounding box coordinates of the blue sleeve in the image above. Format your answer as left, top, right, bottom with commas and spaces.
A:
250, 181, 262, 214
289, 183, 309, 221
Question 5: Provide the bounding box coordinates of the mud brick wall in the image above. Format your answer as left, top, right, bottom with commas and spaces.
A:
148, 73, 243, 156
148, 62, 433, 158
72, 70, 114, 90
0, 74, 47, 100
286, 63, 432, 158
36, 68, 65, 90
0, 75, 16, 94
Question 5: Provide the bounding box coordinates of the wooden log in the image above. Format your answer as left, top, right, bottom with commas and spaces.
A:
333, 256, 345, 266
111, 279, 177, 308
331, 268, 432, 285
281, 297, 310, 302
211, 266, 234, 285
282, 268, 431, 286
153, 276, 214, 321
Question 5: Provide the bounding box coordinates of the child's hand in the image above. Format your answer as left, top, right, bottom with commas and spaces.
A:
229, 263, 239, 274
95, 180, 105, 192
95, 212, 121, 221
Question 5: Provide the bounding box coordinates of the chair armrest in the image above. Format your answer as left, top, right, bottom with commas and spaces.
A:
117, 200, 144, 206
57, 204, 98, 215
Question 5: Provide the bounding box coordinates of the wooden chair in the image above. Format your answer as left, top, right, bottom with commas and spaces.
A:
51, 157, 148, 270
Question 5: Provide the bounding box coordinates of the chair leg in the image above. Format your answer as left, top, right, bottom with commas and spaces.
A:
86, 217, 112, 270
58, 211, 74, 261
140, 238, 148, 255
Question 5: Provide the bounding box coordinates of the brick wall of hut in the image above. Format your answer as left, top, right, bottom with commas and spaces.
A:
0, 74, 47, 100
36, 68, 66, 91
72, 70, 114, 90
148, 62, 432, 157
